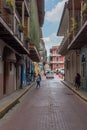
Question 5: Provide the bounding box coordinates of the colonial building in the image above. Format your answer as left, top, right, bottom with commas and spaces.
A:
39, 39, 47, 73
57, 0, 87, 91
49, 46, 64, 72
0, 0, 45, 98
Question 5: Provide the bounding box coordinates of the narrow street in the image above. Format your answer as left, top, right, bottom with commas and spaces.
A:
0, 75, 87, 130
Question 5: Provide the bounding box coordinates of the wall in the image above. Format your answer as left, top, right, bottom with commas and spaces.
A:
65, 51, 78, 84
0, 40, 4, 98
0, 40, 17, 97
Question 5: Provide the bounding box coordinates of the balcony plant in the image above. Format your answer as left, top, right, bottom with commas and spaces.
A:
81, 0, 87, 14
18, 23, 25, 32
5, 0, 15, 8
70, 17, 78, 33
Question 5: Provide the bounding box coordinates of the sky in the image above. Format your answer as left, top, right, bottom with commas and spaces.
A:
42, 0, 67, 56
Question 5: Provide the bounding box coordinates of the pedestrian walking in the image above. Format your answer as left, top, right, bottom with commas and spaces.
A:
36, 73, 41, 88
75, 73, 81, 90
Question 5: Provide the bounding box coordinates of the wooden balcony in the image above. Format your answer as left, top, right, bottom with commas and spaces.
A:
29, 43, 40, 62
0, 0, 14, 30
68, 21, 87, 50
0, 0, 30, 54
50, 54, 60, 57
68, 1, 87, 50
0, 17, 29, 54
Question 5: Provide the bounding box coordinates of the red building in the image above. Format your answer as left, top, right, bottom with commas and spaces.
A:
50, 46, 64, 72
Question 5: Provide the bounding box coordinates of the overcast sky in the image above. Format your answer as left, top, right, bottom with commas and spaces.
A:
42, 0, 67, 56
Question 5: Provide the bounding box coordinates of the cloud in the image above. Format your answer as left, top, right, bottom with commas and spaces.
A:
45, 0, 68, 23
45, 0, 54, 2
43, 37, 50, 42
43, 33, 63, 56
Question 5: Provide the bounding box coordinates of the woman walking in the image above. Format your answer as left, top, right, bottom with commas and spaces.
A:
36, 73, 41, 88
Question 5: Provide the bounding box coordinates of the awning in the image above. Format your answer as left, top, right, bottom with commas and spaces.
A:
68, 21, 87, 50
0, 17, 29, 55
29, 44, 40, 62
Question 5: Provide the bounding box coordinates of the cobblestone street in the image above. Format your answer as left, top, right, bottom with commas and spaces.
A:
0, 76, 87, 130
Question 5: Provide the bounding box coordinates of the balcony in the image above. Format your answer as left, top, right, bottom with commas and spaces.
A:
15, 0, 30, 17
0, 1, 29, 54
50, 53, 61, 57
0, 17, 29, 54
50, 61, 64, 64
68, 21, 87, 49
68, 1, 87, 50
68, 13, 87, 49
29, 43, 40, 62
0, 0, 14, 30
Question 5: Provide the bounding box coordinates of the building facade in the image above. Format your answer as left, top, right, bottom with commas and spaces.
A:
39, 39, 47, 73
49, 46, 64, 72
0, 0, 45, 98
57, 0, 87, 91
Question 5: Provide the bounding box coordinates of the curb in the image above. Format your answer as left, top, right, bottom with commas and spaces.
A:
0, 82, 35, 118
62, 80, 87, 102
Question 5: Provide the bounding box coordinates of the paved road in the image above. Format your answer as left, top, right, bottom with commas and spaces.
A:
0, 76, 87, 130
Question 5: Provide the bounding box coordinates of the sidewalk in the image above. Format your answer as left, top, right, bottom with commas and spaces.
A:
0, 82, 35, 118
62, 80, 87, 102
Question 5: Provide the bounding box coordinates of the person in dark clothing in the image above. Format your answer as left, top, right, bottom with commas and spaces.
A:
36, 74, 41, 88
75, 73, 81, 90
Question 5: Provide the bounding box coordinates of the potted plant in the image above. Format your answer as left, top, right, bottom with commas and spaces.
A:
18, 23, 24, 32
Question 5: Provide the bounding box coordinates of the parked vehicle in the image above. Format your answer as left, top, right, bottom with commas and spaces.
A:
46, 71, 54, 79
56, 68, 65, 76
56, 69, 59, 74
60, 68, 65, 76
44, 69, 51, 75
